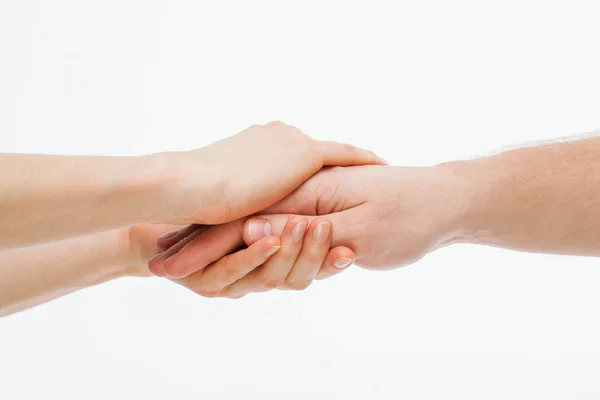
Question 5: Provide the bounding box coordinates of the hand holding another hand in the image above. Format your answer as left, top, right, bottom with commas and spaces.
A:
159, 121, 386, 225
246, 164, 470, 270
151, 163, 472, 298
146, 217, 354, 298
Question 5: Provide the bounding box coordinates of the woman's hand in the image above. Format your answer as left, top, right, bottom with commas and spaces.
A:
0, 122, 383, 249
147, 218, 355, 298
160, 121, 386, 225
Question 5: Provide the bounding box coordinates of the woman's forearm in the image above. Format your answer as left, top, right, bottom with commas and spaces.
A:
451, 135, 600, 256
0, 228, 150, 317
0, 153, 179, 248
0, 123, 385, 249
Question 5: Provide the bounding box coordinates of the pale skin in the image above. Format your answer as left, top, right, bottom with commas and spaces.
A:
3, 130, 600, 314
0, 121, 385, 249
163, 135, 600, 298
0, 222, 353, 316
0, 122, 373, 316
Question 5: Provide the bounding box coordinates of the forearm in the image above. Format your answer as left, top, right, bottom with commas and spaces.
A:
448, 135, 600, 256
0, 229, 150, 317
0, 153, 178, 248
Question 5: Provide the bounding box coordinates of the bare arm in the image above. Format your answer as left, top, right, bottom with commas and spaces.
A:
448, 134, 600, 256
166, 134, 600, 275
0, 227, 156, 317
0, 123, 383, 250
0, 153, 172, 249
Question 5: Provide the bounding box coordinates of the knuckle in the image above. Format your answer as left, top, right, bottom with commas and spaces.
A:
266, 120, 286, 128
259, 278, 281, 290
281, 123, 306, 138
305, 251, 326, 264
223, 263, 244, 280
256, 272, 284, 289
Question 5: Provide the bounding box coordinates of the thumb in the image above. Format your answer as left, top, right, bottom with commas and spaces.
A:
243, 213, 354, 247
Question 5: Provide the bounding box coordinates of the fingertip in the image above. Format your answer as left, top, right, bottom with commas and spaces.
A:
319, 140, 387, 167
148, 254, 168, 277
261, 235, 282, 253
328, 246, 355, 261
376, 155, 389, 165
315, 246, 354, 280
162, 255, 185, 279
332, 256, 354, 269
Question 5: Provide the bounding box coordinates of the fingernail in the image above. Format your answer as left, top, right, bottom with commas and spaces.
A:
291, 221, 307, 242
313, 222, 330, 244
333, 257, 353, 269
249, 219, 271, 241
158, 230, 178, 240
264, 246, 281, 258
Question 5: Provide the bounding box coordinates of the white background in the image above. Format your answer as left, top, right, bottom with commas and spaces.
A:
2, 1, 600, 399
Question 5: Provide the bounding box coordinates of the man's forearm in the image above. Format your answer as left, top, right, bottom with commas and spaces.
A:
448, 135, 600, 256
0, 153, 177, 248
0, 229, 150, 317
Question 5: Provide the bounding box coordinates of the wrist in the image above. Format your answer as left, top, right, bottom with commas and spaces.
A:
435, 158, 500, 246
114, 227, 154, 278
118, 153, 181, 223
144, 150, 218, 224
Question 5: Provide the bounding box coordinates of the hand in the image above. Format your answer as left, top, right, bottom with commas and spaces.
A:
159, 121, 386, 225
160, 164, 470, 272
254, 164, 470, 269
147, 218, 355, 298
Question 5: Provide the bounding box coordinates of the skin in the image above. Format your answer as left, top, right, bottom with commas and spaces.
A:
0, 221, 354, 316
5, 131, 600, 311
1, 121, 380, 315
0, 225, 165, 317
0, 121, 385, 250
165, 135, 600, 282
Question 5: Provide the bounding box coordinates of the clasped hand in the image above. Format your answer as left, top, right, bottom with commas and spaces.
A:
133, 122, 466, 299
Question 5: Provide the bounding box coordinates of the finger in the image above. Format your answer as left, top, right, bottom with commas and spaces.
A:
179, 236, 281, 298
243, 212, 356, 247
317, 141, 388, 167
156, 224, 205, 253
282, 218, 332, 290
221, 216, 307, 297
160, 219, 248, 279
148, 226, 207, 277
243, 216, 292, 244
315, 246, 355, 280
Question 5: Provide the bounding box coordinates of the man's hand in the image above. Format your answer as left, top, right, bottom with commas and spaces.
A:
245, 165, 471, 270
162, 164, 471, 273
